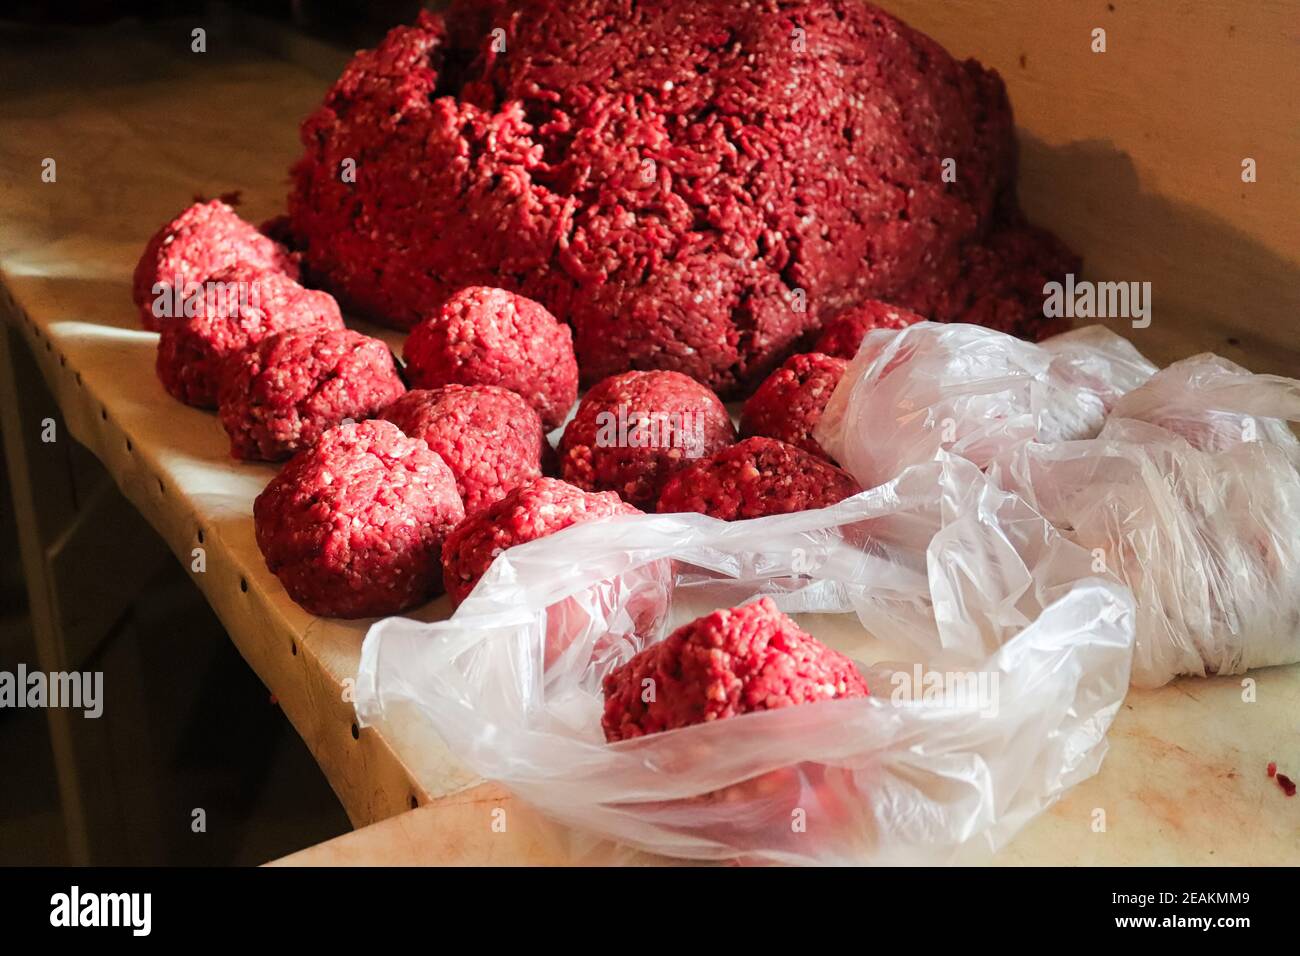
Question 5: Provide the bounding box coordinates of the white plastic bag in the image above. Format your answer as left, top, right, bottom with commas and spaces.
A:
990, 355, 1300, 687
816, 322, 1156, 489
1108, 353, 1300, 463
357, 457, 1134, 864
820, 322, 1300, 689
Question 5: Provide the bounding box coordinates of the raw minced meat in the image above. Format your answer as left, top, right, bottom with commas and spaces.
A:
402, 286, 578, 429
441, 476, 640, 606
739, 352, 847, 459
134, 199, 301, 331
601, 596, 868, 741
380, 384, 546, 515
155, 265, 343, 408
657, 436, 861, 519
558, 369, 736, 509
813, 300, 927, 360
289, 1, 1076, 396
218, 327, 406, 461
253, 420, 465, 618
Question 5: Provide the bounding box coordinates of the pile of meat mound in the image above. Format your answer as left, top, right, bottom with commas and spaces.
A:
253, 420, 464, 619
380, 385, 549, 516
601, 596, 868, 741
133, 198, 301, 332
288, 0, 1076, 396
558, 370, 736, 510
740, 352, 848, 458
219, 327, 407, 462
657, 436, 861, 520
133, 205, 879, 620
403, 286, 578, 430
442, 476, 640, 606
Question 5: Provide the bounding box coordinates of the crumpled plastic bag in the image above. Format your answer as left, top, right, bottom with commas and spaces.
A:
1108, 353, 1300, 464
814, 318, 1300, 688
816, 322, 1156, 490
356, 457, 1134, 865
989, 354, 1300, 687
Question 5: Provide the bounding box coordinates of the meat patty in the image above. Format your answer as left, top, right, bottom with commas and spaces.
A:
441, 476, 640, 605
601, 596, 868, 741
740, 352, 848, 459
253, 420, 464, 618
402, 286, 578, 429
657, 436, 861, 519
812, 300, 927, 360
134, 199, 300, 331
219, 327, 405, 461
558, 369, 735, 509
380, 384, 546, 515
155, 265, 342, 408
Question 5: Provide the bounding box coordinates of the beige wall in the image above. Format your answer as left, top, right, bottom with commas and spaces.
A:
880, 0, 1300, 375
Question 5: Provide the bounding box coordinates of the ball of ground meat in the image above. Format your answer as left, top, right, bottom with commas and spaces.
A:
288, 3, 1076, 396
558, 370, 736, 509
658, 436, 860, 520
601, 595, 868, 741
380, 385, 546, 515
740, 352, 847, 459
442, 476, 640, 606
219, 327, 406, 461
254, 420, 464, 618
812, 300, 927, 360
402, 286, 578, 430
155, 265, 343, 408
134, 199, 301, 331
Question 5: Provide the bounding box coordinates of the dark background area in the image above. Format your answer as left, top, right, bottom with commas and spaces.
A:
0, 0, 442, 867
0, 375, 352, 866
4, 0, 429, 46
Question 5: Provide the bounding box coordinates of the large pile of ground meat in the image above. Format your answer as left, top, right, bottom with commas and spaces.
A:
288, 0, 1076, 397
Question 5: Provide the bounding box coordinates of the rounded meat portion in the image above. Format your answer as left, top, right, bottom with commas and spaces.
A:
739, 352, 847, 459
253, 420, 465, 618
558, 370, 736, 509
812, 300, 927, 360
155, 265, 342, 408
402, 286, 578, 430
380, 385, 546, 515
657, 436, 860, 520
441, 476, 640, 606
134, 199, 300, 331
218, 327, 406, 461
601, 596, 869, 741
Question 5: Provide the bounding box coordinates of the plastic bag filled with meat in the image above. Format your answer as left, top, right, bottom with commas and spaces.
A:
989, 355, 1300, 688
815, 322, 1156, 489
1108, 353, 1300, 463
355, 457, 1134, 864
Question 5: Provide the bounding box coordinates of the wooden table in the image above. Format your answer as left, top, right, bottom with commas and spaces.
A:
1, 6, 1296, 866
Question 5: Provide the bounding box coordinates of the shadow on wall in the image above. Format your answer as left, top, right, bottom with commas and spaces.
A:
1016, 133, 1300, 376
